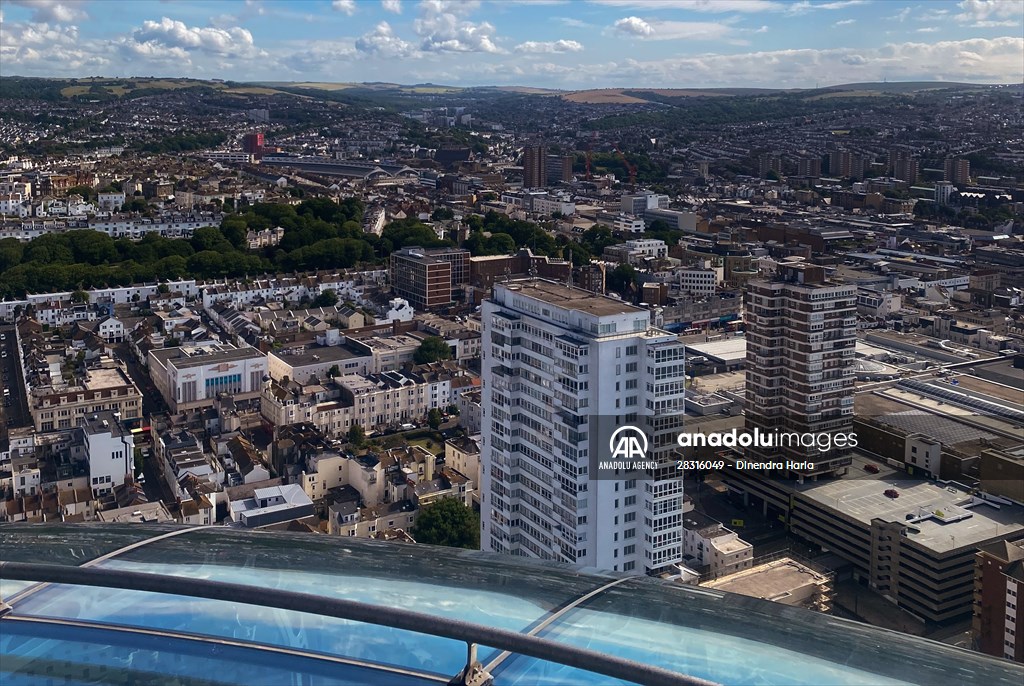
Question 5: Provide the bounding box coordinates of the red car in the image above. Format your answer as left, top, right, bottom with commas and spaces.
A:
864, 464, 880, 474
884, 489, 900, 499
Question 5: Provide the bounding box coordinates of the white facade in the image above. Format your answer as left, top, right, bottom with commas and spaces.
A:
84, 414, 135, 497
97, 192, 126, 212
621, 192, 669, 217
613, 214, 646, 233
676, 268, 718, 297
149, 343, 268, 412
481, 279, 687, 575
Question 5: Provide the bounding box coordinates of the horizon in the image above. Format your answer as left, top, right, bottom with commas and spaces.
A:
1, 0, 1022, 89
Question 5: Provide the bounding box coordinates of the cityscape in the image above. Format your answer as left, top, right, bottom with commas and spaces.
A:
1, 1, 1024, 684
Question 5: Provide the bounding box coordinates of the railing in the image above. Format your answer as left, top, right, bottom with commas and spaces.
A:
0, 561, 719, 686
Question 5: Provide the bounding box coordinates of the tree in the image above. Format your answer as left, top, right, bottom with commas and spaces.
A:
312, 289, 339, 308
414, 336, 452, 364
431, 207, 454, 221
347, 423, 365, 448
445, 404, 460, 417
157, 283, 170, 294
427, 407, 444, 430
70, 289, 89, 303
411, 498, 480, 549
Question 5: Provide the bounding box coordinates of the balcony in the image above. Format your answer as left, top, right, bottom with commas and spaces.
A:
0, 524, 1021, 686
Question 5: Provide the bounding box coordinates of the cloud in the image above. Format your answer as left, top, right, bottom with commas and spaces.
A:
916, 26, 940, 33
514, 39, 583, 53
129, 17, 264, 58
7, 0, 86, 23
382, 0, 403, 13
614, 16, 653, 35
414, 1, 501, 52
788, 0, 868, 15
332, 0, 356, 15
834, 18, 856, 26
356, 21, 414, 57
955, 0, 1024, 24
614, 16, 733, 40
592, 0, 785, 12
559, 17, 596, 28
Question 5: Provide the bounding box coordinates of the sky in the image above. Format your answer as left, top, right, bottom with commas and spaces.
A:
1, 0, 1022, 89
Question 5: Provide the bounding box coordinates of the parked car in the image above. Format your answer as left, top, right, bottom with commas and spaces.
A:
864, 464, 880, 474
884, 489, 900, 499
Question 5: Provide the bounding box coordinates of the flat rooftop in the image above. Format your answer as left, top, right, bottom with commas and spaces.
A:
685, 337, 747, 364
83, 367, 135, 390
797, 477, 1024, 553
703, 559, 826, 600
271, 344, 364, 368
498, 279, 645, 317
151, 343, 264, 369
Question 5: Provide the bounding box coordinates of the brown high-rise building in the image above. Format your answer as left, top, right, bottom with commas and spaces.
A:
972, 539, 1024, 662
743, 263, 857, 477
888, 146, 919, 184
522, 143, 547, 188
797, 156, 822, 178
828, 149, 865, 180
945, 157, 971, 185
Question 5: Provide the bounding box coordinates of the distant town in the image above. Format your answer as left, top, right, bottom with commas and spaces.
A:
1, 75, 1023, 663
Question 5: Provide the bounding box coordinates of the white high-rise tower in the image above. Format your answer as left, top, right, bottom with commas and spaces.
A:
480, 279, 687, 575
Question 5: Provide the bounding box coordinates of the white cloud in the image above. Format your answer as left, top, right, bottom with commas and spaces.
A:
889, 7, 911, 22
356, 21, 414, 57
8, 0, 86, 23
788, 0, 868, 15
592, 0, 785, 12
332, 0, 357, 15
834, 18, 856, 26
514, 39, 583, 53
972, 19, 1021, 26
955, 0, 1024, 23
614, 16, 653, 35
559, 17, 596, 28
414, 1, 501, 52
916, 26, 940, 33
614, 16, 733, 40
130, 17, 264, 58
382, 0, 403, 13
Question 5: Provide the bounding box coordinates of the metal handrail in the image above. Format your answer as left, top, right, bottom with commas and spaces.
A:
0, 561, 719, 686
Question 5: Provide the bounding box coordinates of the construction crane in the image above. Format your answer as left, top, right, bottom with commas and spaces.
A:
613, 147, 638, 186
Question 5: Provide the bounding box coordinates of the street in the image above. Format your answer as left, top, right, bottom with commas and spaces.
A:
111, 342, 168, 417
0, 324, 31, 430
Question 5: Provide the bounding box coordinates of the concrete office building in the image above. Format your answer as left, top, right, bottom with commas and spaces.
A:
390, 247, 470, 310
481, 279, 687, 575
82, 411, 135, 497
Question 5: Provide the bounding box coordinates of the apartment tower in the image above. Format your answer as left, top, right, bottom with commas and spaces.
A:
522, 144, 547, 189
481, 279, 687, 575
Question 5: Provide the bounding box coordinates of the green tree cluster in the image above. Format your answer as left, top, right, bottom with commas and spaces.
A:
410, 498, 480, 549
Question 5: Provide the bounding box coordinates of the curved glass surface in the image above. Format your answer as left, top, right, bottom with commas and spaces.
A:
2, 524, 1022, 686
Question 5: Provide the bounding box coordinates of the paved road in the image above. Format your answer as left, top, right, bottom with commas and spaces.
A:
0, 324, 31, 429
111, 342, 167, 418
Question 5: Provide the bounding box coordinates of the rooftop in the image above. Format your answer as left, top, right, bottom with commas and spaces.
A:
703, 558, 829, 602
498, 278, 646, 317
797, 478, 1024, 553
150, 342, 264, 369
270, 344, 364, 368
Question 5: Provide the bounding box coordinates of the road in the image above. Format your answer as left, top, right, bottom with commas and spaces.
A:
111, 342, 168, 418
0, 324, 32, 430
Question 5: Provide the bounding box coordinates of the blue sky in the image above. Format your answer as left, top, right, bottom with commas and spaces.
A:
1, 0, 1022, 88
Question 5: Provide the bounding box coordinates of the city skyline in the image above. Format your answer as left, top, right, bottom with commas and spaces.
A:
1, 0, 1023, 88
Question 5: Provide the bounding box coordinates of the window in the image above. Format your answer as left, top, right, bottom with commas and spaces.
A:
623, 561, 636, 572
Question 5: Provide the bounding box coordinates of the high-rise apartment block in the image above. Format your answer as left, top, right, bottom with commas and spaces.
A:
758, 153, 783, 179
390, 246, 470, 310
522, 144, 547, 188
546, 154, 574, 185
828, 149, 865, 180
242, 132, 265, 157
945, 157, 971, 185
973, 539, 1024, 662
744, 263, 857, 476
797, 156, 822, 178
481, 279, 687, 575
889, 146, 919, 184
